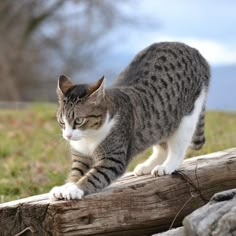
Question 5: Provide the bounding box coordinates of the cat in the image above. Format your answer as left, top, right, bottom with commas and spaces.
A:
49, 42, 210, 201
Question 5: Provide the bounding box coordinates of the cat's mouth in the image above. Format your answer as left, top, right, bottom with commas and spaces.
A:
63, 135, 83, 141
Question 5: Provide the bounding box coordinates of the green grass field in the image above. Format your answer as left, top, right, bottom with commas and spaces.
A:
0, 103, 236, 203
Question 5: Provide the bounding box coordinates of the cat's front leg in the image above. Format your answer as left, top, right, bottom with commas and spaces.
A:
58, 156, 126, 200
49, 151, 92, 201
67, 151, 92, 182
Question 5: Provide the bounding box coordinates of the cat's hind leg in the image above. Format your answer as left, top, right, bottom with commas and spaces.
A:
152, 90, 206, 176
134, 143, 168, 176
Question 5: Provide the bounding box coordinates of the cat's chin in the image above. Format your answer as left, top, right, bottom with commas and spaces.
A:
63, 136, 82, 141
70, 137, 82, 141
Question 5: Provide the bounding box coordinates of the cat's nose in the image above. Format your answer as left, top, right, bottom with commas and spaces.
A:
66, 134, 72, 139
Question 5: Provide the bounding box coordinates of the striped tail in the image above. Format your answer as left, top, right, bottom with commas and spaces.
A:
190, 107, 206, 150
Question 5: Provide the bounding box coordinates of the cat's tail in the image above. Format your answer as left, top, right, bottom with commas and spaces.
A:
190, 106, 206, 150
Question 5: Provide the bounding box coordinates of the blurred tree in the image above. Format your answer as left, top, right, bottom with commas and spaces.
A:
0, 0, 138, 101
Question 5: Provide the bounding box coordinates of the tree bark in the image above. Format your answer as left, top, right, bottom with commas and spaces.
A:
0, 148, 236, 236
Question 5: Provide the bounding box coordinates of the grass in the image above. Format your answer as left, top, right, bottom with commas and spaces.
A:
0, 103, 236, 202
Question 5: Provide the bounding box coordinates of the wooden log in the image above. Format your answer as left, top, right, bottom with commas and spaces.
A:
0, 148, 236, 236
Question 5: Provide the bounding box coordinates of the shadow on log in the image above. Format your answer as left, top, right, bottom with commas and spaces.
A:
0, 148, 236, 236
154, 188, 236, 236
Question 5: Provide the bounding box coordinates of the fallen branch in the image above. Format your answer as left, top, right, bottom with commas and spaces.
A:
0, 148, 236, 236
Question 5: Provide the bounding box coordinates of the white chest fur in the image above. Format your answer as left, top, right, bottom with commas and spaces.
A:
70, 113, 116, 156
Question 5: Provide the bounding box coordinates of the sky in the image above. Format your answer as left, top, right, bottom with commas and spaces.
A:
109, 0, 236, 66
94, 0, 236, 111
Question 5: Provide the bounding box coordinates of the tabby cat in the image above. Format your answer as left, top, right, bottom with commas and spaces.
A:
49, 42, 210, 201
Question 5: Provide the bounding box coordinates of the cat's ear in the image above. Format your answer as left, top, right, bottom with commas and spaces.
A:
57, 75, 73, 97
88, 76, 105, 104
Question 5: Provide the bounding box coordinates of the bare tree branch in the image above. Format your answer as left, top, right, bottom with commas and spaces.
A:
0, 0, 152, 101
23, 0, 66, 41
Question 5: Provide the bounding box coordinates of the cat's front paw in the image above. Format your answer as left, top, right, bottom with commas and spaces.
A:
49, 185, 65, 201
62, 183, 84, 200
134, 163, 152, 176
49, 183, 84, 201
151, 164, 175, 177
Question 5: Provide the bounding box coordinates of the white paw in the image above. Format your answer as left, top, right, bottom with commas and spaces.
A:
49, 183, 84, 201
62, 183, 84, 200
151, 164, 175, 177
49, 184, 67, 201
134, 163, 152, 176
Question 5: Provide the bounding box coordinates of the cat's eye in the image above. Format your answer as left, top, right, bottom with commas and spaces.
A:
75, 117, 85, 126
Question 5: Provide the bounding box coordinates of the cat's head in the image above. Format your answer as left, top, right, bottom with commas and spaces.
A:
56, 75, 107, 141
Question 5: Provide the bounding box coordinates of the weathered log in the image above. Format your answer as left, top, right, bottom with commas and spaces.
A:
0, 148, 236, 236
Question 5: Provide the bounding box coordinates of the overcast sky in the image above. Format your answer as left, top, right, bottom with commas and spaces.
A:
110, 0, 236, 66
95, 0, 236, 110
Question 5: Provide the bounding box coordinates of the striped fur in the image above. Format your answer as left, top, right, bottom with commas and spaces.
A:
50, 42, 210, 200
190, 106, 206, 150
